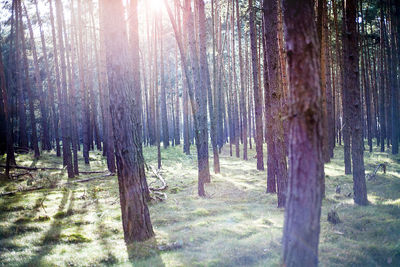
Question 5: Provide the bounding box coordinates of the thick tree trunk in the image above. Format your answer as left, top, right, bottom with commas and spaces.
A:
282, 0, 324, 265
263, 0, 288, 208
102, 0, 154, 243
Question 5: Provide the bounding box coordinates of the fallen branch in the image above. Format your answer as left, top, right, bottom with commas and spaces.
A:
0, 164, 108, 175
11, 171, 33, 179
148, 166, 167, 191
0, 186, 45, 197
367, 163, 386, 181
64, 173, 114, 185
78, 170, 108, 174
0, 164, 63, 171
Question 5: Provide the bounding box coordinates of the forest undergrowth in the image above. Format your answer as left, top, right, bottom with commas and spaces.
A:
0, 143, 399, 267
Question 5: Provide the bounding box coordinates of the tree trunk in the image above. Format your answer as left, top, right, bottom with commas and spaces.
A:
344, 0, 368, 205
18, 1, 40, 158
54, 0, 74, 178
249, 0, 264, 171
198, 0, 220, 174
101, 0, 154, 244
282, 0, 324, 265
263, 0, 288, 208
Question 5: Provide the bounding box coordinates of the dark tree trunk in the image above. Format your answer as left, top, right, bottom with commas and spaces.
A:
341, 0, 352, 174
390, 2, 399, 154
160, 19, 170, 149
379, 0, 386, 152
249, 0, 264, 171
14, 1, 28, 150
48, 0, 61, 157
0, 39, 16, 177
198, 0, 220, 174
55, 0, 74, 178
77, 0, 90, 164
235, 0, 248, 161
98, 0, 116, 173
18, 1, 40, 159
282, 0, 324, 265
102, 0, 154, 243
344, 0, 368, 205
164, 0, 209, 196
263, 0, 288, 208
24, 2, 50, 152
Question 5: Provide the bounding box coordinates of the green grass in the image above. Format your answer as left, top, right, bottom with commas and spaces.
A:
0, 141, 399, 266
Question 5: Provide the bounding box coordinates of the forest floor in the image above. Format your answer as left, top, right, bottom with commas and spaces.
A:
0, 142, 400, 266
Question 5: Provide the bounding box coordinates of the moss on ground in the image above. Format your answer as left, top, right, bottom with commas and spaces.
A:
0, 142, 399, 266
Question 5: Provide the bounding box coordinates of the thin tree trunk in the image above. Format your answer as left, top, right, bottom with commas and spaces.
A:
344, 0, 368, 205
249, 0, 264, 170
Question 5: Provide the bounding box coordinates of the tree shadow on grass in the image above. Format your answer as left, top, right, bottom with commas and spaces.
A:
126, 237, 166, 267
22, 188, 72, 266
94, 196, 120, 265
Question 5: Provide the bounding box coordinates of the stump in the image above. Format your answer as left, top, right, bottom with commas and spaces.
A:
328, 210, 341, 224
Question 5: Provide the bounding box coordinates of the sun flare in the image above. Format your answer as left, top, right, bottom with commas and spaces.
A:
148, 0, 164, 12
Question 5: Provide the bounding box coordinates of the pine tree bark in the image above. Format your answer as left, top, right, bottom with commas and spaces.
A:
249, 0, 264, 170
198, 0, 220, 174
98, 0, 116, 173
48, 0, 62, 157
18, 1, 40, 158
164, 0, 209, 195
14, 1, 28, 150
282, 0, 324, 265
77, 0, 90, 164
101, 0, 154, 243
341, 0, 352, 174
379, 0, 386, 152
263, 0, 288, 208
0, 39, 15, 177
55, 0, 74, 178
390, 2, 399, 154
159, 18, 170, 149
23, 2, 50, 152
344, 0, 368, 205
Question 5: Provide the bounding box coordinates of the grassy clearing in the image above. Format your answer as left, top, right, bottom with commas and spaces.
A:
0, 142, 399, 266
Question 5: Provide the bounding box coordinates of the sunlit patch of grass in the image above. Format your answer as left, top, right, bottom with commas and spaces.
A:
0, 141, 399, 266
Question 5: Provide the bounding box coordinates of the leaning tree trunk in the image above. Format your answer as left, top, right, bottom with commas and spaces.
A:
101, 0, 154, 243
281, 0, 324, 265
